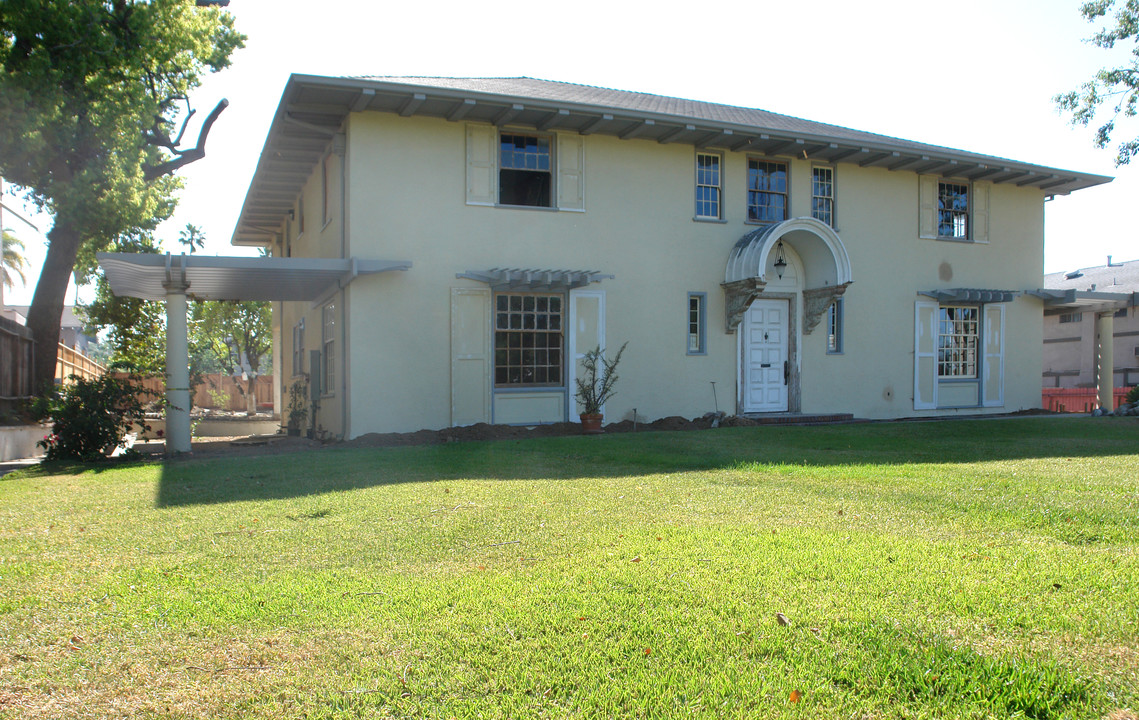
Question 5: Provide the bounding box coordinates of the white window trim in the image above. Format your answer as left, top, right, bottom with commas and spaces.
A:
292, 317, 305, 378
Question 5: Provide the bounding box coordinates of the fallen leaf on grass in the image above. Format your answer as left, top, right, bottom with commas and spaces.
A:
631, 557, 642, 563
789, 689, 802, 703
644, 648, 651, 656
776, 612, 791, 626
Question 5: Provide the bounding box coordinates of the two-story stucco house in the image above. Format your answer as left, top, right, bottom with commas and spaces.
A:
227, 75, 1110, 439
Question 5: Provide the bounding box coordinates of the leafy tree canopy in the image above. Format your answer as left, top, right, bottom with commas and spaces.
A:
0, 0, 244, 388
79, 232, 167, 374
1055, 0, 1139, 165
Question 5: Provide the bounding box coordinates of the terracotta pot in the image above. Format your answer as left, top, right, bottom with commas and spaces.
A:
580, 413, 604, 434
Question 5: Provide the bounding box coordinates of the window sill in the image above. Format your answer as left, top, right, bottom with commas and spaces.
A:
826, 350, 844, 356
693, 216, 727, 224
934, 235, 974, 243
495, 203, 560, 212
744, 219, 784, 226
493, 385, 565, 393
686, 350, 707, 356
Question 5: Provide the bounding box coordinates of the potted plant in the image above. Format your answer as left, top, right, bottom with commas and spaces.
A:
574, 342, 627, 434
286, 378, 308, 437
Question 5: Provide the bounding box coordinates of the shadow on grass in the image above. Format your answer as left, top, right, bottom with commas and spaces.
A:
151, 417, 1139, 508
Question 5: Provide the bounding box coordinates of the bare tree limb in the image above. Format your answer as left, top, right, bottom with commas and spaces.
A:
143, 99, 228, 180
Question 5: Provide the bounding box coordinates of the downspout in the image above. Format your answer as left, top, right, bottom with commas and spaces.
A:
336, 131, 349, 439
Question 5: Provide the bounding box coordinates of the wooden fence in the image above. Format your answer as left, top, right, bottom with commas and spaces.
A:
1042, 387, 1132, 413
124, 373, 276, 412
56, 343, 105, 383
1, 315, 34, 415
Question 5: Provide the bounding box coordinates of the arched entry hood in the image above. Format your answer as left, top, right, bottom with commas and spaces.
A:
722, 217, 853, 333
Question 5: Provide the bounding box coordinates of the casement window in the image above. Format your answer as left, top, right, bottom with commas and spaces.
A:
695, 153, 722, 219
466, 125, 585, 211
1059, 312, 1083, 323
297, 198, 305, 235
812, 167, 835, 227
938, 182, 969, 239
937, 305, 978, 378
292, 318, 305, 377
747, 159, 788, 223
826, 298, 844, 354
322, 302, 336, 395
919, 175, 989, 243
494, 293, 564, 386
687, 293, 706, 354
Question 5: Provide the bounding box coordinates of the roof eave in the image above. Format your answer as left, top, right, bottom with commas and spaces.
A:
231, 75, 1114, 247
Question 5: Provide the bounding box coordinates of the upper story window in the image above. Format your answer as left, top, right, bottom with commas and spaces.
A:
919, 176, 987, 243
695, 153, 721, 220
1059, 312, 1083, 323
937, 182, 969, 239
937, 305, 978, 378
747, 159, 788, 223
494, 293, 564, 386
499, 133, 552, 207
812, 167, 835, 227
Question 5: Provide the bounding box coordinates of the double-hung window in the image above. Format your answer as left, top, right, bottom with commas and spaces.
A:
499, 133, 552, 207
322, 303, 336, 395
937, 305, 978, 378
812, 167, 835, 227
747, 160, 788, 223
494, 293, 563, 386
937, 182, 969, 239
695, 153, 721, 219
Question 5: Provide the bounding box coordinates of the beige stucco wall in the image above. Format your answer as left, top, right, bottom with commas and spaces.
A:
271, 111, 1049, 437
1043, 307, 1139, 388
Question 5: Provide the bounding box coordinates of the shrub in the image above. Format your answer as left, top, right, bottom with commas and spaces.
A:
33, 371, 159, 461
1127, 385, 1139, 405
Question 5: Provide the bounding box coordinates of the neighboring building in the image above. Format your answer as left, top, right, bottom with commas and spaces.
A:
0, 304, 99, 355
222, 75, 1110, 439
1043, 258, 1139, 390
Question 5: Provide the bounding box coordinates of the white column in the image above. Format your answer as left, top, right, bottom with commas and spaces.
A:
164, 284, 192, 454
272, 301, 282, 421
1096, 311, 1115, 412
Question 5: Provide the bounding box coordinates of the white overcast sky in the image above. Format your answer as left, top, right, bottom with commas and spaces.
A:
3, 0, 1137, 306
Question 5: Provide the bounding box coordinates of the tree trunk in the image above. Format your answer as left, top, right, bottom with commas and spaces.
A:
25, 216, 83, 393
244, 377, 257, 415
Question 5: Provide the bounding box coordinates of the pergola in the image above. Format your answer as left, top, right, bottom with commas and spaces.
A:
96, 252, 411, 453
1030, 288, 1139, 410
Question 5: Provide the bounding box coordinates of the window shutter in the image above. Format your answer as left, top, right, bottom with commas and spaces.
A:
569, 288, 605, 419
466, 124, 496, 206
982, 303, 1004, 407
557, 133, 586, 211
972, 181, 990, 244
918, 175, 938, 239
451, 287, 491, 426
914, 301, 938, 410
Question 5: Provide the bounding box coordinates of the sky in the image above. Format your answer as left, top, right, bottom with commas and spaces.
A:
3, 0, 1138, 307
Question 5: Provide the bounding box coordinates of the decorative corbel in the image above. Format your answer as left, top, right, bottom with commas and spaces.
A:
721, 277, 766, 333
802, 283, 851, 334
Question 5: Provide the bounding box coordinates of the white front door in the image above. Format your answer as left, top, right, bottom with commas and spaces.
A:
742, 298, 789, 413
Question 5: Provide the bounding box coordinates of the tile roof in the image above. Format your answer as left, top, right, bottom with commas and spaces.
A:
1045, 258, 1139, 293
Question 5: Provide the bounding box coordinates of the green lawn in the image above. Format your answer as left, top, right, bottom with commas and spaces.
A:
1, 417, 1136, 719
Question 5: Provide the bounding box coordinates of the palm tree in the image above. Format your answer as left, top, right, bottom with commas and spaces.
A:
2, 228, 28, 291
